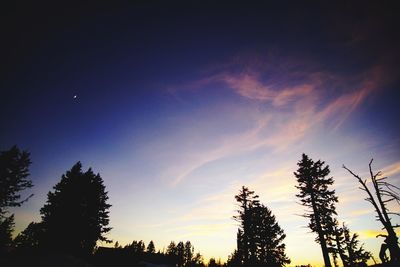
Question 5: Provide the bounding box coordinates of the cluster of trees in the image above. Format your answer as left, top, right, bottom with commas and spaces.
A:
165, 240, 204, 266
294, 154, 399, 267
99, 239, 211, 267
225, 153, 399, 267
0, 146, 111, 260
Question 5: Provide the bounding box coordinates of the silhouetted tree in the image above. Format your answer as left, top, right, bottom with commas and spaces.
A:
0, 146, 33, 254
13, 221, 43, 251
40, 162, 111, 257
343, 159, 400, 263
0, 214, 14, 254
294, 154, 338, 267
226, 249, 241, 267
164, 240, 203, 267
184, 241, 194, 266
167, 241, 177, 255
0, 146, 33, 215
177, 241, 185, 267
208, 258, 223, 267
114, 241, 121, 249
234, 186, 290, 266
125, 240, 145, 255
208, 258, 218, 267
167, 241, 178, 263
234, 186, 260, 265
333, 223, 346, 267
253, 204, 290, 266
147, 240, 156, 254
333, 223, 371, 267
191, 252, 204, 267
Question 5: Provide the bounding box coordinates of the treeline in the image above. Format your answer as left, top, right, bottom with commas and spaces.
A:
1, 146, 399, 267
93, 239, 212, 267
225, 153, 399, 267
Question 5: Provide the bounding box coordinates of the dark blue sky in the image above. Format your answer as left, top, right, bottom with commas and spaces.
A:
3, 2, 399, 162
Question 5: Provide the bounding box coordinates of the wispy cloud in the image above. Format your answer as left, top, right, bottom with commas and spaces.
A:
162, 55, 390, 187
383, 161, 400, 177
358, 229, 400, 239
219, 72, 314, 105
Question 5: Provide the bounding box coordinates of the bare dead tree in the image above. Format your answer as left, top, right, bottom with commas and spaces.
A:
343, 159, 400, 263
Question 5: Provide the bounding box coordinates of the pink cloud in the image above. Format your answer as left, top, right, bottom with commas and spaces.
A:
219, 72, 315, 106
160, 55, 394, 186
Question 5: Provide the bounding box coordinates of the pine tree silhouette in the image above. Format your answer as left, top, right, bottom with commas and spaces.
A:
14, 221, 44, 251
333, 223, 371, 267
0, 145, 33, 254
40, 162, 111, 257
234, 186, 290, 266
294, 154, 338, 267
147, 240, 156, 254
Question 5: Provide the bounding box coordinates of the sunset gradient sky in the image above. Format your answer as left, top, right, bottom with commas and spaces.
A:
1, 2, 400, 266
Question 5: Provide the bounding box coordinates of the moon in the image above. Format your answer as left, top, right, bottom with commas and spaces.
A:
73, 95, 77, 99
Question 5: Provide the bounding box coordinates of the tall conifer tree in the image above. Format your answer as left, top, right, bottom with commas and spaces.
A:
234, 186, 290, 266
40, 162, 111, 257
0, 145, 33, 254
234, 186, 260, 265
294, 154, 338, 267
147, 240, 156, 254
333, 223, 371, 267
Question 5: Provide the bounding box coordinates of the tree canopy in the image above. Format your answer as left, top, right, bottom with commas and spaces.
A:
40, 162, 111, 257
147, 240, 156, 254
14, 221, 43, 251
0, 145, 33, 254
234, 186, 290, 267
0, 145, 33, 215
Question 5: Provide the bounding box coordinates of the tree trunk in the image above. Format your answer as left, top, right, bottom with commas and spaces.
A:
311, 193, 332, 267
318, 231, 332, 267
386, 230, 400, 262
335, 234, 347, 267
344, 162, 400, 263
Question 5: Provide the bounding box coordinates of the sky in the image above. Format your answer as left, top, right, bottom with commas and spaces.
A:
1, 2, 400, 266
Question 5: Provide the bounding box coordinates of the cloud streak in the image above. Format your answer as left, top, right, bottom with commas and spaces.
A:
383, 161, 400, 178
163, 55, 390, 187
219, 72, 314, 105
